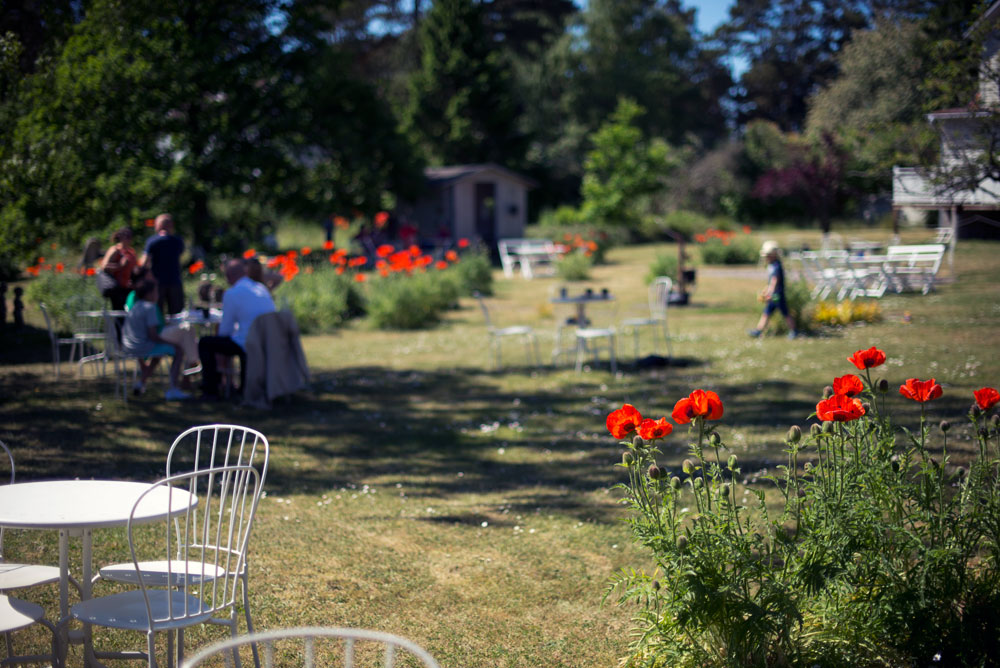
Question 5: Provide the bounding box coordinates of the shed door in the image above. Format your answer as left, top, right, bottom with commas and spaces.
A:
475, 182, 497, 245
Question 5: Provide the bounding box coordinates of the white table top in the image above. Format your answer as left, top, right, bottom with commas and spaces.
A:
0, 480, 195, 530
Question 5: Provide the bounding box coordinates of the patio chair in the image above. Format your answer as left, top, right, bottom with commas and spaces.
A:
65, 465, 262, 668
39, 303, 79, 381
620, 276, 673, 362
97, 426, 269, 667
181, 627, 441, 668
573, 298, 617, 375
473, 292, 540, 370
1, 439, 77, 667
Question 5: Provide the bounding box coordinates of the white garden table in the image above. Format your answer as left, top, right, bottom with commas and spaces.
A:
0, 479, 197, 666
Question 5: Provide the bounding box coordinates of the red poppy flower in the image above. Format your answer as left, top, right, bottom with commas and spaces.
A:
243, 249, 256, 259
376, 244, 395, 258
457, 238, 470, 248
445, 250, 458, 262
286, 250, 298, 260
55, 263, 64, 273
816, 394, 866, 422
335, 266, 345, 275
301, 246, 312, 256
323, 240, 334, 251
354, 273, 367, 283
638, 417, 673, 441
974, 387, 1000, 411
374, 211, 390, 227
672, 390, 724, 424
832, 374, 864, 398
334, 216, 349, 229
145, 218, 155, 227
435, 260, 448, 270
85, 267, 96, 276
899, 378, 943, 403
607, 404, 643, 439
348, 257, 367, 268
188, 260, 205, 275
848, 346, 886, 370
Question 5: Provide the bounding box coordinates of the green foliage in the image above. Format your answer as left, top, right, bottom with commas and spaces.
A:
645, 252, 679, 285
556, 251, 592, 281
275, 268, 364, 335
580, 98, 674, 231
698, 235, 758, 265
648, 210, 712, 242
811, 299, 882, 328
779, 279, 813, 335
365, 272, 448, 330
611, 363, 1000, 666
24, 272, 103, 335
451, 252, 493, 297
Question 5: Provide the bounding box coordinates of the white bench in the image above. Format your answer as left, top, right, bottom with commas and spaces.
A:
498, 239, 564, 279
884, 244, 946, 294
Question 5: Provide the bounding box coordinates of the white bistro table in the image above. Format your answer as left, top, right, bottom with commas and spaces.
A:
0, 480, 197, 665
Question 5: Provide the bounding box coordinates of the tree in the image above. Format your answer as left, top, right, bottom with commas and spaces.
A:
402, 0, 525, 167
579, 98, 674, 231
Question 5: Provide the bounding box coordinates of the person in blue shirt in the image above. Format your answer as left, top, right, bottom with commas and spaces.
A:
749, 240, 799, 339
141, 213, 186, 315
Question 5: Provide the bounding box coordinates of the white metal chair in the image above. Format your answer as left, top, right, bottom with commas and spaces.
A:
573, 299, 617, 375
0, 595, 59, 668
39, 303, 79, 380
97, 426, 269, 666
620, 276, 673, 362
473, 292, 540, 370
65, 465, 262, 668
1, 440, 74, 668
71, 308, 110, 376
181, 627, 441, 668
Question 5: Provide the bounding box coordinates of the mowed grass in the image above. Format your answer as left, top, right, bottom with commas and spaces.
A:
1, 229, 999, 667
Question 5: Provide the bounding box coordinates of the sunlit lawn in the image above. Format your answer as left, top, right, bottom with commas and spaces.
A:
2, 229, 999, 667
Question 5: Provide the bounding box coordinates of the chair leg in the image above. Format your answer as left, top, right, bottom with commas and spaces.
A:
661, 321, 673, 361
147, 630, 158, 668
241, 574, 261, 668
632, 326, 640, 360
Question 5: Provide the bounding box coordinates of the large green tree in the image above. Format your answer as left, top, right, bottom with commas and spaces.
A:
402, 0, 525, 167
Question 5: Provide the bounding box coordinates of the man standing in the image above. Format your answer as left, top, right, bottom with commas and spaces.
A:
141, 213, 186, 315
198, 259, 275, 398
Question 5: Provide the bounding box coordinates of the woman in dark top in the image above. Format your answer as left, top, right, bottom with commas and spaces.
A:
749, 241, 799, 339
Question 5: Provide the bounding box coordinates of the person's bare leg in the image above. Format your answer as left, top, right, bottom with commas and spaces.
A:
168, 346, 184, 389
754, 312, 769, 333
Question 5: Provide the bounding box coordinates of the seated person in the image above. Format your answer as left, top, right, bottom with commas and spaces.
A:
198, 258, 276, 398
125, 284, 199, 375
121, 279, 190, 400
246, 257, 283, 292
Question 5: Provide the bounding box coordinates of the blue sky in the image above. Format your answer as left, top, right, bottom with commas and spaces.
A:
687, 0, 735, 34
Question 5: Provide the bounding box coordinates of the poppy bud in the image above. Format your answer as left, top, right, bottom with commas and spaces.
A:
633, 435, 645, 448
876, 378, 889, 394
676, 535, 688, 552
822, 385, 834, 399
891, 456, 900, 473
709, 431, 721, 446
787, 425, 801, 443
992, 414, 1000, 429
694, 477, 703, 490
721, 483, 731, 498
648, 464, 662, 479
652, 580, 661, 591
822, 421, 834, 434
727, 454, 738, 470
930, 457, 939, 470
797, 488, 806, 499
980, 427, 989, 440
861, 402, 871, 414
971, 404, 982, 418
939, 420, 951, 434
670, 476, 681, 490
622, 452, 634, 466
955, 466, 967, 479
682, 459, 695, 475
803, 461, 812, 472
810, 423, 822, 437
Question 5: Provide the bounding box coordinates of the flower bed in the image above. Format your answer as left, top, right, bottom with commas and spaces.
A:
608, 346, 1000, 667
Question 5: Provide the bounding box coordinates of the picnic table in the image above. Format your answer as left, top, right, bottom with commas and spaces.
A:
791, 243, 946, 300
498, 239, 565, 279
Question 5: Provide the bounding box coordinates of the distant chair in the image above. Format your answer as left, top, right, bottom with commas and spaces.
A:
620, 276, 673, 362
181, 627, 441, 668
39, 303, 79, 380
0, 595, 58, 668
473, 292, 540, 370
573, 298, 617, 375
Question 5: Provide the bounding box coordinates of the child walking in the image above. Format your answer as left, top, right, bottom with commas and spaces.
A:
749, 240, 799, 339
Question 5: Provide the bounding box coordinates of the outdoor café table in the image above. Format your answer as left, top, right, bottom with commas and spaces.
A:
549, 289, 614, 361
0, 479, 197, 666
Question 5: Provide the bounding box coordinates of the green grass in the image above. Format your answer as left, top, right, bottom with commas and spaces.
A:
2, 229, 999, 667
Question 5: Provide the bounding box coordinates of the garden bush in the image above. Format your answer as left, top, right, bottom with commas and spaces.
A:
276, 268, 364, 334
607, 348, 1000, 667
646, 252, 680, 285
452, 251, 493, 296
556, 251, 593, 281
645, 209, 711, 242
698, 235, 759, 265
366, 272, 447, 330
23, 271, 103, 334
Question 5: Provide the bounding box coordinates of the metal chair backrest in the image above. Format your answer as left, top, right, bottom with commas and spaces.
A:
130, 465, 261, 632
166, 425, 269, 486
472, 292, 495, 331
648, 277, 672, 319
181, 626, 441, 668
39, 303, 57, 344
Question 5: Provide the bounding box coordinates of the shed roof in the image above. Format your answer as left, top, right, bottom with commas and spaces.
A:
424, 163, 537, 189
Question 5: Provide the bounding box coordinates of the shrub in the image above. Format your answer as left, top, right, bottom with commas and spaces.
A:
275, 268, 363, 334
607, 349, 1000, 667
452, 251, 493, 296
651, 209, 711, 241
366, 272, 445, 330
646, 252, 679, 285
24, 272, 103, 334
556, 251, 592, 281
698, 234, 759, 265
776, 279, 813, 335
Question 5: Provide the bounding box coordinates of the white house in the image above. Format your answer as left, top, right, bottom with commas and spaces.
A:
892, 1, 1000, 238
403, 164, 536, 246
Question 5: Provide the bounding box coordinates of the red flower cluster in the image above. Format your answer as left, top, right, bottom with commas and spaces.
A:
559, 233, 600, 257
188, 260, 205, 275
672, 390, 724, 424
693, 227, 746, 245
899, 378, 942, 403
607, 404, 643, 439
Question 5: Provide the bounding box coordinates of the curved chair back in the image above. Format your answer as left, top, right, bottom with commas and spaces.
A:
167, 425, 269, 486
130, 465, 261, 633
649, 277, 672, 319
472, 291, 495, 331
182, 626, 441, 668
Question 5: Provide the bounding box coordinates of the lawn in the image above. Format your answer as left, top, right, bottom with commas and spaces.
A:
2, 230, 999, 667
